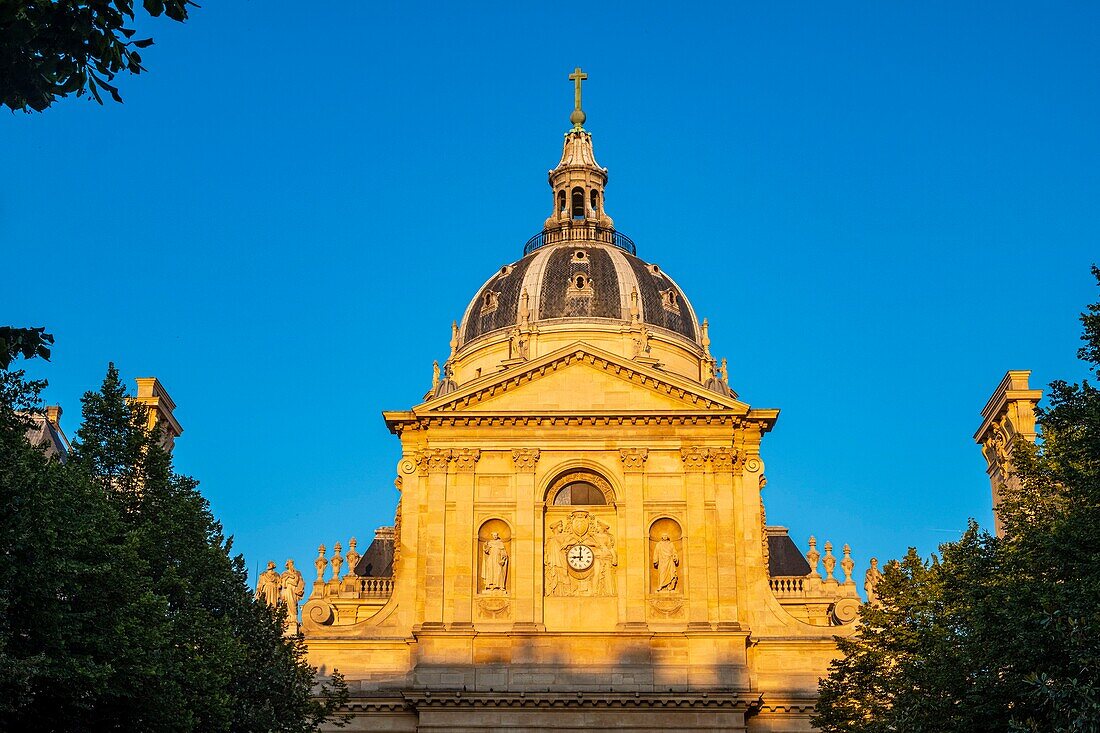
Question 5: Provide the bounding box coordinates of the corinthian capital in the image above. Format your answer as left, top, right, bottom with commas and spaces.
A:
511, 448, 540, 473
619, 448, 649, 472
452, 448, 481, 473
680, 447, 709, 473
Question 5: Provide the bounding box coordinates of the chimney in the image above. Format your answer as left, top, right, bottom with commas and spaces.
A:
131, 377, 184, 452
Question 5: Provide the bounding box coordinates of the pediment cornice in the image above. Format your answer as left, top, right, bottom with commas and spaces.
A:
384, 343, 778, 434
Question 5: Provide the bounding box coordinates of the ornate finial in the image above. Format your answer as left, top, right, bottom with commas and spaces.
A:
823, 541, 836, 581
450, 321, 459, 358
701, 319, 711, 355
841, 544, 854, 584
314, 544, 327, 583
345, 537, 360, 581
720, 358, 729, 385
806, 536, 820, 578
432, 360, 440, 389
569, 67, 588, 129
629, 287, 640, 323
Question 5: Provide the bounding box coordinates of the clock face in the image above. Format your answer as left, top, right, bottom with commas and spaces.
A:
567, 544, 594, 571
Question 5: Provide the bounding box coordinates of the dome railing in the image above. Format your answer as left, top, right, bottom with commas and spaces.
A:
523, 224, 636, 256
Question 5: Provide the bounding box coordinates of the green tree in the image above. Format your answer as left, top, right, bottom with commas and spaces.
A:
0, 0, 193, 112
1, 351, 348, 730
814, 267, 1100, 733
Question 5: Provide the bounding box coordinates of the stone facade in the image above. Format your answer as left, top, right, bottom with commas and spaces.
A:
293, 71, 864, 732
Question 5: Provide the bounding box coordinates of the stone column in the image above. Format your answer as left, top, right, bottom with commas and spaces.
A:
619, 448, 648, 627
512, 448, 540, 629
447, 448, 480, 627
681, 446, 710, 627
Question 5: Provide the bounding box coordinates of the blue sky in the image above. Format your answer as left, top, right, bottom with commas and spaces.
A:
4, 2, 1098, 586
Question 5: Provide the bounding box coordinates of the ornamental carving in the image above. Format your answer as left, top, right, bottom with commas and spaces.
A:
680, 447, 709, 472
511, 448, 540, 473
545, 510, 616, 597
452, 448, 481, 473
619, 448, 649, 472
417, 449, 451, 474
710, 447, 737, 472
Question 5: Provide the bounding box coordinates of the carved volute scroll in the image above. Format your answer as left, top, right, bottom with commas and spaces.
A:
649, 518, 683, 594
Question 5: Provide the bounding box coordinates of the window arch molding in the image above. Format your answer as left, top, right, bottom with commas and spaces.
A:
542, 467, 617, 507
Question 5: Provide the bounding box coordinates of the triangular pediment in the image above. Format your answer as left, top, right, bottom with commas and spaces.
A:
415, 343, 751, 415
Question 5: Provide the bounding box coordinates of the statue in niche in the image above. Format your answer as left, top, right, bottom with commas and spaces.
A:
544, 521, 569, 596
653, 533, 680, 592
256, 560, 280, 606
482, 531, 509, 593
280, 559, 305, 617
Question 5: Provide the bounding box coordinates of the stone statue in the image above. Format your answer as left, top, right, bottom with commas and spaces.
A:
864, 558, 883, 604
653, 534, 679, 592
592, 521, 617, 596
482, 532, 509, 593
280, 559, 304, 616
256, 560, 280, 606
544, 521, 568, 596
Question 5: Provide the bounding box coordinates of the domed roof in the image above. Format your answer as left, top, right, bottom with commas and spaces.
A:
458, 238, 699, 348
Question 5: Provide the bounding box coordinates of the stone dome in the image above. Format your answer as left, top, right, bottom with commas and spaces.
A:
458, 237, 700, 349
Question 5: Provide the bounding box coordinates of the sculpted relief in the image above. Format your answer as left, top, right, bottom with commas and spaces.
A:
545, 510, 617, 597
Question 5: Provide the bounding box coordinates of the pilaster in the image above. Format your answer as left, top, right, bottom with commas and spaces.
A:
619, 448, 648, 627
511, 449, 541, 629
681, 446, 710, 627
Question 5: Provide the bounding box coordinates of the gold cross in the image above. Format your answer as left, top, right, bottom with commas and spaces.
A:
569, 67, 588, 112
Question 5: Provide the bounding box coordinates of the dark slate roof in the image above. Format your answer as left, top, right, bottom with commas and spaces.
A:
461, 243, 697, 345
21, 413, 69, 462
353, 535, 394, 578
767, 530, 812, 577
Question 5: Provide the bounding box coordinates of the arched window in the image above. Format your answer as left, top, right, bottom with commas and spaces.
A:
590, 189, 599, 214
553, 481, 607, 505
571, 187, 585, 219
557, 189, 566, 213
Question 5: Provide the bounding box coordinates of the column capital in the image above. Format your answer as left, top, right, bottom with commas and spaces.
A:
619, 447, 649, 473
511, 448, 541, 473
680, 446, 709, 473
417, 448, 451, 475
452, 448, 481, 473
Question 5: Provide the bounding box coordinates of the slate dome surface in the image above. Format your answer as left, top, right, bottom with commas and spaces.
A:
458, 240, 700, 348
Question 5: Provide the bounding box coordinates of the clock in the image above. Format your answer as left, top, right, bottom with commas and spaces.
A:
567, 544, 594, 571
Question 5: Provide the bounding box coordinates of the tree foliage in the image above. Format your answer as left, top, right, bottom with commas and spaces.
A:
0, 352, 348, 730
814, 266, 1100, 733
0, 0, 194, 112
0, 326, 52, 369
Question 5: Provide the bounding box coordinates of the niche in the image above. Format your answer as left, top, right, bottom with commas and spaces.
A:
476, 519, 511, 595
649, 517, 683, 593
